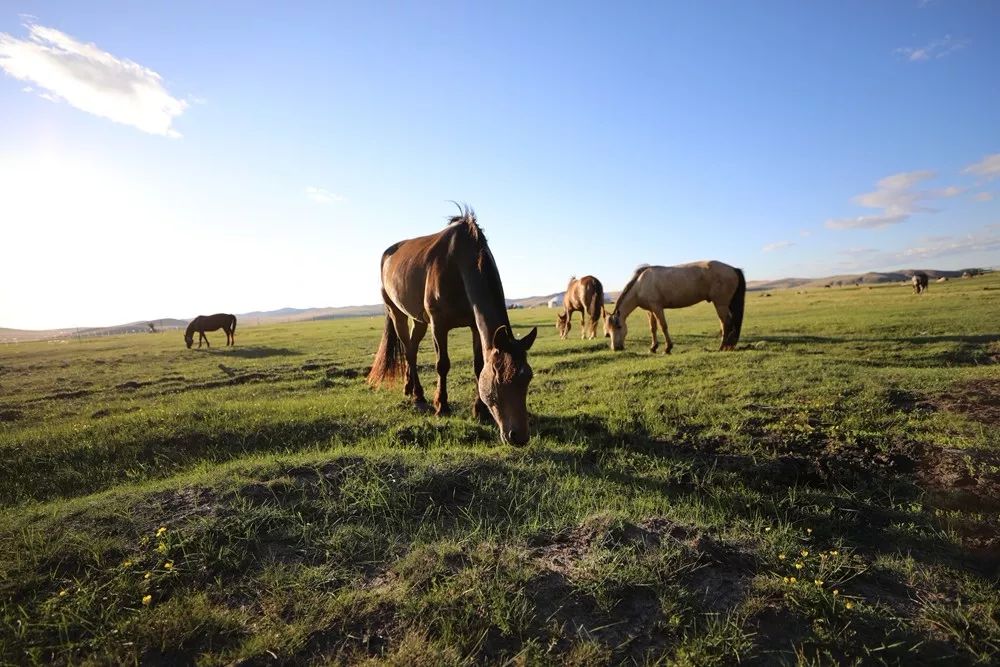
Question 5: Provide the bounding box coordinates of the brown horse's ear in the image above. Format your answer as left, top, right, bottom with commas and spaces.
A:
519, 327, 538, 351
492, 325, 512, 351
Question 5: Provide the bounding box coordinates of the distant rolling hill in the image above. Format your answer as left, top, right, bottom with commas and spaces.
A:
1, 267, 990, 342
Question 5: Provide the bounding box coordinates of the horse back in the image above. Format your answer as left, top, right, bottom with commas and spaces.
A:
641, 262, 739, 308
380, 226, 475, 324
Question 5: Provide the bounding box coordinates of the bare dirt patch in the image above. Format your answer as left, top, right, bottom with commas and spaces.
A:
916, 446, 1000, 510
924, 378, 1000, 426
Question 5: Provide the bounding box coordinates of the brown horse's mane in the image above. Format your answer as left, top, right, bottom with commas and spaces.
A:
443, 204, 511, 328
565, 276, 577, 291
447, 202, 483, 242
615, 264, 652, 310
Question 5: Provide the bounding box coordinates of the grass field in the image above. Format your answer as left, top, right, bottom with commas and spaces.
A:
2, 275, 999, 665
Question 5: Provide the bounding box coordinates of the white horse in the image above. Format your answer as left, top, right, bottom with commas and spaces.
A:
605, 261, 746, 353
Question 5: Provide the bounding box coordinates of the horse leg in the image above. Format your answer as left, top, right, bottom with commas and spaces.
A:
648, 311, 659, 353
580, 308, 587, 340
407, 320, 428, 403
387, 306, 425, 405
431, 326, 451, 416
714, 302, 732, 350
654, 309, 673, 354
471, 329, 491, 422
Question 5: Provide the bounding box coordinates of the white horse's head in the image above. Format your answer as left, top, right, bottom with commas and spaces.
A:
606, 311, 627, 351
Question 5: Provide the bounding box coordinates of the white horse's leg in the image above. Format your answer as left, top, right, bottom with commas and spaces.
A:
653, 309, 672, 354
714, 302, 731, 350
647, 311, 659, 353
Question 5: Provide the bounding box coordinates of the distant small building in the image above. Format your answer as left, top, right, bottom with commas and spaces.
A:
547, 296, 563, 308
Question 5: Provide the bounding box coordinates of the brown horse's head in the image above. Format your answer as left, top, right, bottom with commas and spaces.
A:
606, 311, 627, 350
556, 312, 570, 339
184, 333, 194, 349
479, 326, 538, 446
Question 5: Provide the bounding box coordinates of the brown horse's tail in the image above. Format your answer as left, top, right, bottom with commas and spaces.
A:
724, 268, 746, 348
230, 315, 237, 337
367, 309, 405, 388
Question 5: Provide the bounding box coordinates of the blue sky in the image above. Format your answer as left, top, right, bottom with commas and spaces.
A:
1, 1, 998, 329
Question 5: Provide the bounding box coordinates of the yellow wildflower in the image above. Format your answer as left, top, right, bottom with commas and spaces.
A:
783, 576, 790, 583
144, 572, 152, 580
789, 577, 797, 583
764, 526, 771, 532
814, 579, 823, 586
794, 562, 804, 570
58, 589, 68, 597
830, 550, 839, 556
833, 590, 839, 596
778, 554, 786, 560
156, 527, 167, 537
845, 601, 854, 610
800, 550, 809, 557
156, 543, 168, 554
164, 561, 173, 570
806, 528, 812, 534
142, 595, 152, 606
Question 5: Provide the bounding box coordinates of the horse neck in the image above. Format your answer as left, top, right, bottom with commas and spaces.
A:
615, 285, 640, 320
185, 321, 197, 336
459, 246, 510, 350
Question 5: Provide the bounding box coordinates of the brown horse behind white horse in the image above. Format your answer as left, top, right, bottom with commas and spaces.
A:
605, 261, 746, 353
556, 275, 605, 340
185, 313, 237, 349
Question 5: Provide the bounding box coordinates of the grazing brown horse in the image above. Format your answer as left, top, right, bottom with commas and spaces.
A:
912, 272, 929, 294
556, 275, 606, 340
367, 205, 538, 445
605, 261, 746, 353
185, 314, 237, 349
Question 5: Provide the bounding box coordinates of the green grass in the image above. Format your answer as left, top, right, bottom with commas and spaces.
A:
1, 276, 998, 665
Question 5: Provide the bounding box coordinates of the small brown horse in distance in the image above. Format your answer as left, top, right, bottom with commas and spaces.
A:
557, 275, 606, 340
367, 205, 538, 445
185, 314, 237, 349
605, 261, 746, 353
912, 272, 929, 294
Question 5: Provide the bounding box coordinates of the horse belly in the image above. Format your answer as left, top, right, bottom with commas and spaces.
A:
383, 260, 429, 322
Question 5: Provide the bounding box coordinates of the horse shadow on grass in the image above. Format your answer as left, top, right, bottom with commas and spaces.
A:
193, 346, 302, 359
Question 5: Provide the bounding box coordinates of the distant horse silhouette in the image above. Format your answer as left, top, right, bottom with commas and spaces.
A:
367, 205, 538, 445
912, 272, 929, 294
557, 275, 606, 340
185, 314, 237, 349
605, 261, 746, 353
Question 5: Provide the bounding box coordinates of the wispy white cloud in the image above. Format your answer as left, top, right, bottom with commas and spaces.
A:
0, 23, 187, 137
899, 226, 1000, 260
833, 226, 1000, 270
963, 153, 1000, 180
894, 35, 968, 62
305, 186, 344, 204
799, 229, 814, 238
973, 192, 994, 202
825, 170, 962, 230
762, 240, 794, 253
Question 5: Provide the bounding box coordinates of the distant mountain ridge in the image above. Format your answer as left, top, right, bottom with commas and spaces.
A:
1, 267, 990, 342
